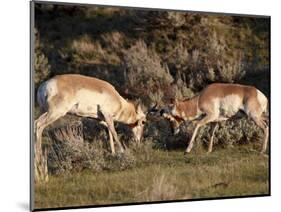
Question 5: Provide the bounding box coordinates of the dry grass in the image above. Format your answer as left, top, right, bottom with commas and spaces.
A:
71, 34, 121, 65
35, 146, 269, 209
72, 35, 102, 55
71, 35, 105, 63
101, 31, 125, 51
139, 174, 179, 201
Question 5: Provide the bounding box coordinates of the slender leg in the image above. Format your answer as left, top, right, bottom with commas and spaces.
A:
261, 118, 269, 153
34, 112, 48, 153
34, 110, 65, 182
102, 114, 124, 153
185, 115, 216, 154
185, 124, 200, 153
252, 116, 269, 154
208, 122, 218, 153
35, 112, 63, 153
262, 126, 269, 153
100, 121, 115, 154
107, 128, 115, 154
35, 113, 49, 183
102, 120, 127, 151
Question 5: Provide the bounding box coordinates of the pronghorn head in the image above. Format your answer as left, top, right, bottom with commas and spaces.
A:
130, 103, 147, 143
163, 99, 184, 135
148, 100, 184, 135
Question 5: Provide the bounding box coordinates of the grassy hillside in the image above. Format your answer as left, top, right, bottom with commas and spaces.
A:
33, 2, 270, 209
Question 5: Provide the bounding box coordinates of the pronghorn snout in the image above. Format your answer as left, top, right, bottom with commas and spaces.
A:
170, 121, 180, 135
132, 105, 147, 143
131, 119, 146, 143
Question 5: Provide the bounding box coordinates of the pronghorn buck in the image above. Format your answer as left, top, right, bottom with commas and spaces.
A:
34, 74, 146, 182
151, 83, 268, 154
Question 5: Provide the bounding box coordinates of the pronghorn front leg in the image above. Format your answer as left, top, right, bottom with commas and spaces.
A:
100, 121, 115, 154
102, 113, 125, 153
107, 129, 115, 154
208, 122, 218, 153
185, 115, 216, 154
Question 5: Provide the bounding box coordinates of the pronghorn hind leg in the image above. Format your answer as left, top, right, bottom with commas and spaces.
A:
185, 114, 217, 154
34, 112, 49, 182
208, 122, 219, 153
34, 112, 48, 153
252, 116, 269, 154
34, 109, 65, 182
262, 125, 269, 154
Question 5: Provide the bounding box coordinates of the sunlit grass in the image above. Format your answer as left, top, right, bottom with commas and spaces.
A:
35, 146, 269, 209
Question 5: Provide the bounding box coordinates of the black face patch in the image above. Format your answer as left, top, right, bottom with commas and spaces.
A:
173, 115, 185, 122
160, 108, 169, 116
149, 108, 159, 113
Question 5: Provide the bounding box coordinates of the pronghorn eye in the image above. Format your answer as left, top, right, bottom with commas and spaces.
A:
142, 121, 146, 125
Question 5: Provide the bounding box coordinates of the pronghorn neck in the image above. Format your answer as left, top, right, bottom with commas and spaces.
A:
175, 96, 200, 121
115, 100, 138, 125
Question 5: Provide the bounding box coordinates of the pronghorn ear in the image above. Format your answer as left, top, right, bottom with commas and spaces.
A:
137, 103, 143, 114
152, 102, 157, 108
150, 102, 158, 111
170, 98, 177, 105
135, 98, 141, 109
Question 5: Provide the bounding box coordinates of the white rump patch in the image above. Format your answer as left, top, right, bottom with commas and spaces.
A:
37, 79, 58, 111
257, 90, 267, 112
46, 79, 58, 99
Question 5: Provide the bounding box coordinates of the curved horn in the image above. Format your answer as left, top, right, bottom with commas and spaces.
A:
148, 102, 160, 114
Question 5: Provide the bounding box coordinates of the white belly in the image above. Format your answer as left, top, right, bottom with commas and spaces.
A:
217, 94, 243, 118
69, 89, 121, 117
